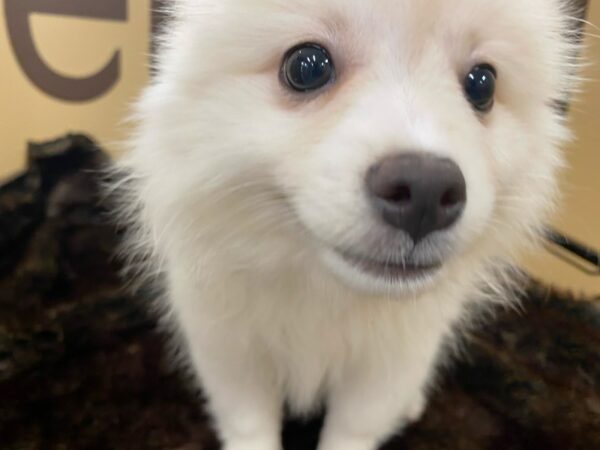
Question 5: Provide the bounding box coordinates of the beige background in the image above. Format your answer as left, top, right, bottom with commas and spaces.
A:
0, 0, 151, 180
0, 1, 598, 294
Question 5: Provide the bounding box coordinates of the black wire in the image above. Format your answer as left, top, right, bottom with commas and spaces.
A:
545, 228, 600, 275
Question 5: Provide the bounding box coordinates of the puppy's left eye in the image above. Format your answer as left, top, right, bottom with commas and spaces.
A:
283, 44, 335, 92
464, 64, 497, 112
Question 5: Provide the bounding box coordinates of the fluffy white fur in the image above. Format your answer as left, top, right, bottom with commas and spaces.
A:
115, 1, 582, 449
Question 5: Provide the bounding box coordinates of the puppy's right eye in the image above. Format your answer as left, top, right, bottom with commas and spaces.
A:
283, 44, 335, 92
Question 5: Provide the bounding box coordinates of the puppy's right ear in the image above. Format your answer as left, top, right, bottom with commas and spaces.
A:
151, 0, 169, 54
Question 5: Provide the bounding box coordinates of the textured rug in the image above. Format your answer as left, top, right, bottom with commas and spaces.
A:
0, 135, 599, 450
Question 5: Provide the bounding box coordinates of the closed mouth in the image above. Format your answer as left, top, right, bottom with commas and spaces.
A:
337, 251, 442, 280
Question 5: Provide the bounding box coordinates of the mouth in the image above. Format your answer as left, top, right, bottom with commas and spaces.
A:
336, 250, 442, 282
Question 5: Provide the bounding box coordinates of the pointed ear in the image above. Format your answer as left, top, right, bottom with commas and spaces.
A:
553, 0, 589, 115
572, 0, 589, 18
568, 0, 589, 37
152, 0, 168, 53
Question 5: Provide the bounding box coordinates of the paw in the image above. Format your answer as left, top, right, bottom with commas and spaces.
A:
317, 435, 378, 450
404, 394, 427, 424
224, 436, 281, 450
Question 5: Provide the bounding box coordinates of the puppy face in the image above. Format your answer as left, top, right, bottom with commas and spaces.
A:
136, 0, 577, 295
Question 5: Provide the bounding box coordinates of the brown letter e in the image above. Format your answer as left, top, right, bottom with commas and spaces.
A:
4, 0, 127, 102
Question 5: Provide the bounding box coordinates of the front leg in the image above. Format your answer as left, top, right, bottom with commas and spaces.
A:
318, 356, 433, 450
197, 345, 283, 450
171, 278, 283, 450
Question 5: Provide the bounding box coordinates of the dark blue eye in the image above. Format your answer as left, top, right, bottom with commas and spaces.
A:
464, 64, 497, 112
283, 44, 335, 92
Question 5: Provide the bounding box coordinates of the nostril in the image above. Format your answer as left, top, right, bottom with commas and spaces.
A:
381, 184, 412, 204
440, 186, 465, 208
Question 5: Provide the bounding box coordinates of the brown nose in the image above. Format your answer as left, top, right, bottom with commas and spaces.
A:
366, 153, 467, 243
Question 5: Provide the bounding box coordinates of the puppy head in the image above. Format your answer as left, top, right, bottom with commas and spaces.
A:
131, 0, 581, 295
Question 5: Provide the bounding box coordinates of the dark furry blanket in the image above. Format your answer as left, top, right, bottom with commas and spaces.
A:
1, 135, 599, 449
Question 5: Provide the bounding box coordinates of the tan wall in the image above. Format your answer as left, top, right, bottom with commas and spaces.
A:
0, 0, 151, 180
0, 1, 598, 294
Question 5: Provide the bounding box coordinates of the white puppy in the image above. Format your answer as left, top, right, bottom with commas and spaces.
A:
115, 1, 582, 449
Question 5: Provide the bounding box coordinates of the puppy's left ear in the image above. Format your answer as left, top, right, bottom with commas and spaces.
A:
567, 0, 589, 36
553, 0, 589, 115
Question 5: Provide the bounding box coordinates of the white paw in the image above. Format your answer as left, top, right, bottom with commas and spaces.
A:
224, 436, 281, 450
317, 435, 378, 450
404, 394, 427, 423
